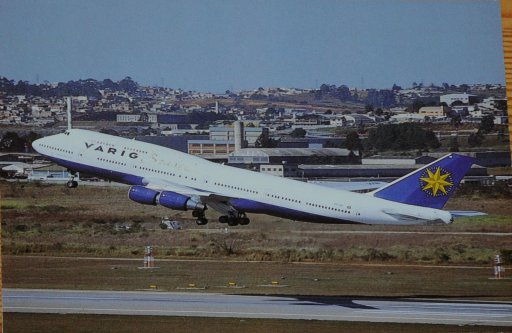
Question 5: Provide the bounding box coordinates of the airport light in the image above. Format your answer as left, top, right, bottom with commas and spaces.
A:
493, 255, 505, 279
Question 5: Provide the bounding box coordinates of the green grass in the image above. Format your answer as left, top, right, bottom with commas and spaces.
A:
0, 199, 24, 210
4, 256, 512, 299
2, 182, 511, 265
453, 215, 512, 226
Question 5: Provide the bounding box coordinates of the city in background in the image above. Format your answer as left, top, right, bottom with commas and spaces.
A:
0, 75, 509, 184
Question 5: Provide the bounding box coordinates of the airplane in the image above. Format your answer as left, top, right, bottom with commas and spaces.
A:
31, 100, 481, 227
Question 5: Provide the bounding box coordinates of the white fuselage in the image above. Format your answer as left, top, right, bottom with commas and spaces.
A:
33, 129, 452, 225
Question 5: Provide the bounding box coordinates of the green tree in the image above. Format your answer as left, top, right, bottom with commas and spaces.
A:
450, 114, 462, 127
367, 123, 439, 152
479, 115, 495, 133
468, 132, 483, 147
0, 132, 26, 151
255, 132, 278, 148
290, 128, 306, 138
449, 137, 459, 152
425, 130, 441, 149
344, 131, 362, 152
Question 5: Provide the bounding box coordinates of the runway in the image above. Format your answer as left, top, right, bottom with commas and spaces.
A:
4, 289, 512, 326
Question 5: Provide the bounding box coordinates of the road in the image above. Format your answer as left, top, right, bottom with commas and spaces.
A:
4, 289, 512, 326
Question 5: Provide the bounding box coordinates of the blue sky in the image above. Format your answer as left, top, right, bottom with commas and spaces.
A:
0, 0, 505, 92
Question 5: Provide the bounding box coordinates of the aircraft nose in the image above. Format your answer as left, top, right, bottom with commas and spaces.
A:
32, 138, 43, 153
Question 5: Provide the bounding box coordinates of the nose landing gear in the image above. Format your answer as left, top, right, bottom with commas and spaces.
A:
66, 171, 78, 188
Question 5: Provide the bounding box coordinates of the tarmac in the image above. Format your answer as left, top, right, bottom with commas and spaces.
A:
4, 288, 512, 326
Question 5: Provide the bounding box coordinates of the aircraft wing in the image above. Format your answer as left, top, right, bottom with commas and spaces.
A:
142, 177, 236, 214
143, 177, 214, 197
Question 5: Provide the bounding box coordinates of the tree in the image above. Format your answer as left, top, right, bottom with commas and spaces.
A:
255, 132, 278, 148
367, 123, 440, 152
365, 104, 374, 113
449, 137, 459, 152
336, 85, 352, 101
495, 100, 507, 112
409, 100, 425, 113
0, 132, 25, 151
344, 131, 362, 152
468, 132, 483, 147
425, 130, 441, 149
119, 76, 138, 93
290, 128, 306, 138
479, 115, 495, 133
450, 114, 462, 127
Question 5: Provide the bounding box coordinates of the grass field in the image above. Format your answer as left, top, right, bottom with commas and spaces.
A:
4, 256, 512, 299
5, 313, 509, 333
1, 182, 511, 266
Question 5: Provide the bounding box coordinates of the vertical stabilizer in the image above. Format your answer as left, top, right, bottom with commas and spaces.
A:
66, 97, 72, 130
371, 154, 474, 209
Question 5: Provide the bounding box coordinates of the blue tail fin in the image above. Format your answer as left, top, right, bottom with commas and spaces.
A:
371, 154, 474, 209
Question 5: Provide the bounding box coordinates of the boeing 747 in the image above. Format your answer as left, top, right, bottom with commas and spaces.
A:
32, 130, 478, 226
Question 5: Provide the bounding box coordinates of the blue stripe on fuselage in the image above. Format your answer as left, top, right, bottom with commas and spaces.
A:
228, 198, 359, 224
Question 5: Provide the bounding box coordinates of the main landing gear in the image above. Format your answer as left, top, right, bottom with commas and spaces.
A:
219, 212, 250, 226
192, 209, 208, 226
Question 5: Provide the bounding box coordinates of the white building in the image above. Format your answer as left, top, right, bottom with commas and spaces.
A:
440, 93, 477, 106
389, 113, 425, 123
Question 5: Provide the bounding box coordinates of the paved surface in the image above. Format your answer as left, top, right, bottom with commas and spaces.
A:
4, 289, 512, 326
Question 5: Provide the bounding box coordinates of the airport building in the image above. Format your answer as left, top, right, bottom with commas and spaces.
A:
209, 126, 265, 147
187, 140, 236, 160
295, 163, 488, 179
361, 155, 434, 165
228, 148, 360, 166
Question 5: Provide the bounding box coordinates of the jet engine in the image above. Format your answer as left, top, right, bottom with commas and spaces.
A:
128, 186, 159, 205
158, 191, 205, 211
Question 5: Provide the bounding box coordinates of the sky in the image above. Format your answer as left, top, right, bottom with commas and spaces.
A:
0, 0, 505, 93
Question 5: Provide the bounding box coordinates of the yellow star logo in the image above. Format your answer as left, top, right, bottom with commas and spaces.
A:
420, 167, 453, 197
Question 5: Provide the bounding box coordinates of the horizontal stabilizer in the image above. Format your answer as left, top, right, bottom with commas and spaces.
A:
449, 210, 487, 217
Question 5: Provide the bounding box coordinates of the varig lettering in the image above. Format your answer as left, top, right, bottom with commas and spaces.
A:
84, 142, 138, 159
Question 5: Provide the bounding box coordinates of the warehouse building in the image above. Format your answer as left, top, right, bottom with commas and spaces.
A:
228, 148, 360, 166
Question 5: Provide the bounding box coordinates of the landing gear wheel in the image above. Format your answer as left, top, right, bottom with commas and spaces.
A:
239, 217, 250, 225
66, 180, 78, 188
196, 218, 208, 226
219, 215, 229, 224
227, 217, 239, 227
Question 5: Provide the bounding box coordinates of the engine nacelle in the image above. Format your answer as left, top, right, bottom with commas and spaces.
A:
157, 191, 205, 211
128, 186, 159, 205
